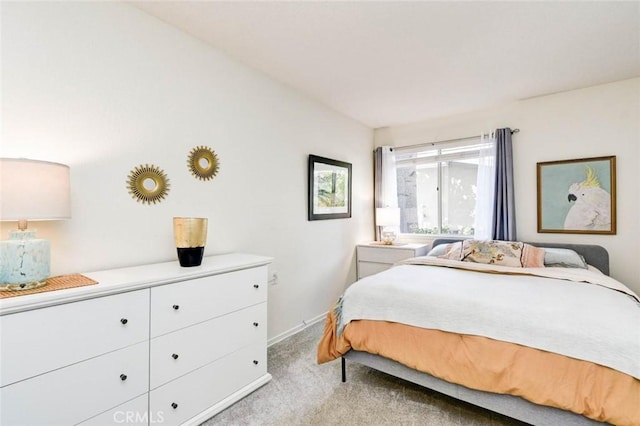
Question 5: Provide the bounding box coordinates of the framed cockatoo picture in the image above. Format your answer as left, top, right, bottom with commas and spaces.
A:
537, 156, 616, 234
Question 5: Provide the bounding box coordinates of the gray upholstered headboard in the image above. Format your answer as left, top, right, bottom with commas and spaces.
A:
431, 238, 610, 276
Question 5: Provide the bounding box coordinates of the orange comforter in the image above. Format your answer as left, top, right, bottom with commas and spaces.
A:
318, 310, 640, 425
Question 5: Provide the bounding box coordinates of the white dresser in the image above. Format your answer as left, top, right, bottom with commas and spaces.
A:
0, 253, 272, 426
356, 243, 429, 279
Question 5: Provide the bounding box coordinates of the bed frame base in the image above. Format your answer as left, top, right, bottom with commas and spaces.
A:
342, 351, 605, 426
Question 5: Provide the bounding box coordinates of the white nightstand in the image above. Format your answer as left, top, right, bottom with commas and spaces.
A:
356, 243, 429, 279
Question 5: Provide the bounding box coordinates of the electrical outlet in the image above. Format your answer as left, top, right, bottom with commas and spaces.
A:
269, 271, 278, 285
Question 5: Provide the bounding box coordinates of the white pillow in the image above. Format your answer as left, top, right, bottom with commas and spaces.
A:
543, 248, 588, 269
427, 243, 451, 257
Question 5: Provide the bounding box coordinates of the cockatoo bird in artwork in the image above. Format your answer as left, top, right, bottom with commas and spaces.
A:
564, 166, 611, 230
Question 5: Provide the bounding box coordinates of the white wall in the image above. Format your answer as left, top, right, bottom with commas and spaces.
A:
1, 2, 374, 340
375, 78, 640, 293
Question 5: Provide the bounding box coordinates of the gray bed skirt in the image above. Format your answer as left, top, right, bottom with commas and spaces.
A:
342, 351, 606, 425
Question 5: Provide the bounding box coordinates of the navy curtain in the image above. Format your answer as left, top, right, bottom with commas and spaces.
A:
491, 128, 516, 241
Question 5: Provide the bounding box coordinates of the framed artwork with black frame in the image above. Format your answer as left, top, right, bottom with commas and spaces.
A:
537, 155, 616, 234
308, 155, 352, 221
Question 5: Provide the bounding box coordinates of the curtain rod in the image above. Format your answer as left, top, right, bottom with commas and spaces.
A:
392, 128, 519, 151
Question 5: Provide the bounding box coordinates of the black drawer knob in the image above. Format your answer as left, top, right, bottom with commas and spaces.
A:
120, 374, 127, 381
120, 318, 128, 325
172, 305, 180, 310
172, 353, 179, 360
171, 403, 178, 410
253, 322, 259, 327
253, 360, 259, 365
253, 284, 259, 289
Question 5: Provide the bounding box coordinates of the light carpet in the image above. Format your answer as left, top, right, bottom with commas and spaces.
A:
201, 320, 527, 426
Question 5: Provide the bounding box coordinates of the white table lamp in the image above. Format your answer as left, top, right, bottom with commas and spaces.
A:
376, 207, 400, 245
0, 158, 71, 290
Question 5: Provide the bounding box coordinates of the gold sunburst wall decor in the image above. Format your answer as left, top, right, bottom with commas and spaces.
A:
127, 164, 170, 205
187, 146, 219, 181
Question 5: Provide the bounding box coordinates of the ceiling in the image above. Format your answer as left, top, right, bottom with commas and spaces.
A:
131, 1, 640, 128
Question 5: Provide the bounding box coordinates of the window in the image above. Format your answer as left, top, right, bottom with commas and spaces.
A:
395, 138, 491, 236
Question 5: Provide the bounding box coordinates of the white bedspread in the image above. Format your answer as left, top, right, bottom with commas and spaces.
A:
339, 257, 640, 379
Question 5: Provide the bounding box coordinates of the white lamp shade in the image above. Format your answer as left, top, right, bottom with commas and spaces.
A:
0, 158, 71, 221
376, 207, 400, 227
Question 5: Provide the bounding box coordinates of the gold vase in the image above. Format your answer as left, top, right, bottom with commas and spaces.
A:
173, 217, 208, 267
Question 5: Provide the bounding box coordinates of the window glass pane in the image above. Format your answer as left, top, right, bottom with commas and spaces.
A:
441, 160, 477, 235
440, 143, 485, 156
395, 142, 482, 236
416, 164, 439, 234
397, 163, 439, 234
396, 149, 439, 162
397, 164, 418, 233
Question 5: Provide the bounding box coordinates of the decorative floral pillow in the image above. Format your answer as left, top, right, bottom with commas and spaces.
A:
462, 240, 524, 267
438, 240, 545, 268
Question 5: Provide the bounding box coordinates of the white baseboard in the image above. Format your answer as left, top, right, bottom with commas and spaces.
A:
267, 311, 327, 347
182, 373, 272, 426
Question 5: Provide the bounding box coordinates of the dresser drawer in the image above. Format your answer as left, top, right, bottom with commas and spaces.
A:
0, 289, 149, 387
0, 341, 148, 426
357, 246, 418, 264
150, 266, 267, 337
150, 343, 267, 426
150, 302, 266, 389
79, 394, 150, 426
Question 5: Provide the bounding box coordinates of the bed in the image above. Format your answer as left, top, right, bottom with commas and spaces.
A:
317, 239, 640, 426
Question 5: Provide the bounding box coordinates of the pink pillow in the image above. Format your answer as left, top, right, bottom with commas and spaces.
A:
521, 244, 546, 268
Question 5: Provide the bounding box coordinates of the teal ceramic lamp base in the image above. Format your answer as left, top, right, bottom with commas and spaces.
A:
0, 229, 50, 291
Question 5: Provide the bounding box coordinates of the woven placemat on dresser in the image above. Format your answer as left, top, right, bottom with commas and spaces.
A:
0, 274, 98, 299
